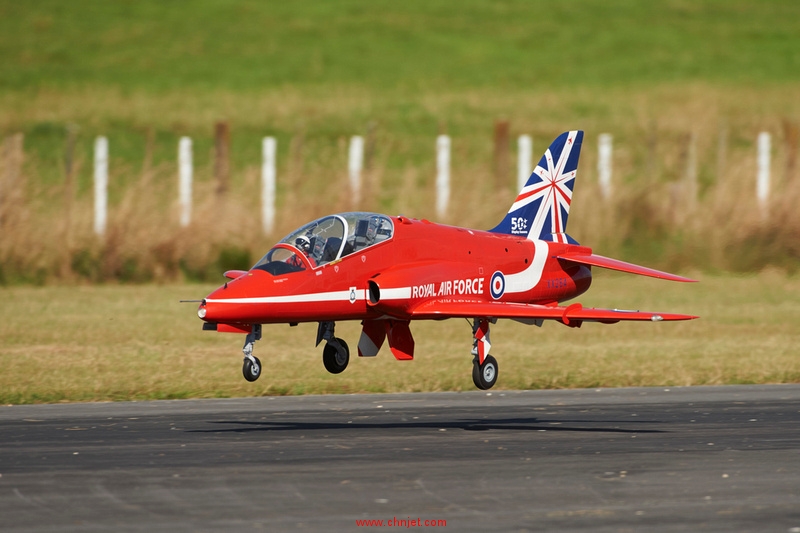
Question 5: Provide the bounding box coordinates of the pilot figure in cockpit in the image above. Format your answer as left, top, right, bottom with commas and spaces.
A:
288, 235, 316, 268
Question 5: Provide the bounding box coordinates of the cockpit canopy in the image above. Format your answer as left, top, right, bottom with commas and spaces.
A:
253, 212, 394, 275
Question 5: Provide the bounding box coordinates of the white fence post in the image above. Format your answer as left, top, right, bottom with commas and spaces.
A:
262, 137, 276, 234
178, 137, 192, 227
93, 136, 108, 236
517, 134, 532, 191
436, 135, 450, 219
348, 135, 364, 206
757, 132, 770, 215
598, 133, 613, 200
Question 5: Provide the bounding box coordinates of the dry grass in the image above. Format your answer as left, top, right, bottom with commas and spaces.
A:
0, 271, 798, 404
1, 84, 800, 283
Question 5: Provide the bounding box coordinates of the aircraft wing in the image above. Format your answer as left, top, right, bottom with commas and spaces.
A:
557, 252, 697, 283
409, 298, 697, 325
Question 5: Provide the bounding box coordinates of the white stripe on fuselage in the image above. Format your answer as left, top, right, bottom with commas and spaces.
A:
207, 289, 365, 305
504, 239, 549, 295
206, 286, 412, 306
378, 287, 412, 300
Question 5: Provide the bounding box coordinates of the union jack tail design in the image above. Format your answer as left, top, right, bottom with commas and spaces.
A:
490, 131, 583, 244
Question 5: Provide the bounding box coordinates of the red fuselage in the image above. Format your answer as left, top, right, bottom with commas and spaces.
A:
200, 216, 592, 326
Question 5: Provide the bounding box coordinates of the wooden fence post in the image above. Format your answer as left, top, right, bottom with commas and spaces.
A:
783, 119, 798, 182
1, 133, 24, 227
62, 125, 77, 257
214, 121, 230, 196
716, 122, 728, 184
686, 131, 698, 209
493, 120, 510, 187
365, 121, 377, 171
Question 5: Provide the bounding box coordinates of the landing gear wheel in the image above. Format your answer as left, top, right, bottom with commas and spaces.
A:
242, 356, 262, 382
472, 355, 498, 390
323, 338, 350, 374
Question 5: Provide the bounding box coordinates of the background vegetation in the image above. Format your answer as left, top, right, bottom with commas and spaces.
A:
1, 1, 799, 401
1, 0, 799, 282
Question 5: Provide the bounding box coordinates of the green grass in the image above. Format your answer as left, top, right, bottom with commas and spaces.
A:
2, 1, 799, 92
1, 272, 798, 404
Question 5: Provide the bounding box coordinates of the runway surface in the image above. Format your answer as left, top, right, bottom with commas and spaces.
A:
1, 385, 799, 532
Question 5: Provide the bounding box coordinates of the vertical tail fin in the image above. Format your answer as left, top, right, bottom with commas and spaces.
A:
490, 130, 583, 244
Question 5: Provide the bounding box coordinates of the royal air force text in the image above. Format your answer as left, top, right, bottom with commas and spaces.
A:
412, 278, 485, 299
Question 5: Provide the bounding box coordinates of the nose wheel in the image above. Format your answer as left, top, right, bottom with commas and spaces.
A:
472, 355, 498, 390
243, 356, 262, 382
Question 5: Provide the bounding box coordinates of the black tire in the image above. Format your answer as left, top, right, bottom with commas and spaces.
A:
472, 360, 484, 389
473, 355, 498, 390
323, 338, 350, 374
242, 356, 262, 382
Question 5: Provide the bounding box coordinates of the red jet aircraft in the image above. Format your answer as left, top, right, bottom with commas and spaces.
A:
196, 131, 697, 390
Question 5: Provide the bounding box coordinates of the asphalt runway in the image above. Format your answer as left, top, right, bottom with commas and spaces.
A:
1, 386, 799, 532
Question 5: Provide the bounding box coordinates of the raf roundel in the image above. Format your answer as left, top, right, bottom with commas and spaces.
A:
490, 271, 506, 299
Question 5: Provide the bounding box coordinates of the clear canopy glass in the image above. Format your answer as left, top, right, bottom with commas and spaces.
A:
253, 212, 393, 275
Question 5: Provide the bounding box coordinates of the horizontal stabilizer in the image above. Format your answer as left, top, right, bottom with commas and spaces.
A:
409, 299, 697, 324
557, 253, 697, 283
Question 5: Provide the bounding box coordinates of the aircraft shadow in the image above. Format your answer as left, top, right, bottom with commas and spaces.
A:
187, 417, 666, 434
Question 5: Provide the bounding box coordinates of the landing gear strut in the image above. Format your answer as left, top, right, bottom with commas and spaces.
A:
471, 319, 498, 390
242, 324, 262, 382
317, 321, 350, 374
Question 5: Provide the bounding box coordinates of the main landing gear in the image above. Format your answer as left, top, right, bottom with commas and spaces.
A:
473, 355, 498, 390
471, 319, 498, 390
317, 321, 350, 374
238, 320, 496, 388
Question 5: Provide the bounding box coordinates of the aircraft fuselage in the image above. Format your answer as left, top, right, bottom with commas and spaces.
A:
200, 215, 592, 326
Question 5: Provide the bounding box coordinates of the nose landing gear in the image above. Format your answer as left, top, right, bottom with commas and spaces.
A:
242, 324, 262, 382
243, 356, 262, 382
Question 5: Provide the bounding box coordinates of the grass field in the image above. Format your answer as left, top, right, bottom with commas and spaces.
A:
3, 1, 799, 92
1, 271, 798, 404
1, 1, 800, 283
1, 2, 799, 402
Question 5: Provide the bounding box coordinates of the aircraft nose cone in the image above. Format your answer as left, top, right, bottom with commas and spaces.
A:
199, 269, 268, 323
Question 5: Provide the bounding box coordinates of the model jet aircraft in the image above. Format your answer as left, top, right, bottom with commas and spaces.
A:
196, 130, 697, 390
